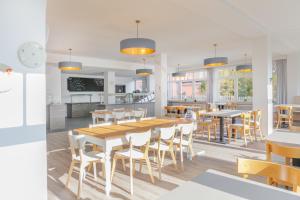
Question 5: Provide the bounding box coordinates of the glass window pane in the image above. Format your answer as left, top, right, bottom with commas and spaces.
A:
135, 80, 143, 92
181, 81, 193, 99
219, 79, 234, 101
238, 77, 252, 102
195, 80, 207, 101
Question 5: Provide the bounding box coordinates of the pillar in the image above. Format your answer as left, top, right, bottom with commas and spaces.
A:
104, 71, 115, 104
155, 53, 168, 117
287, 51, 300, 103
252, 36, 273, 135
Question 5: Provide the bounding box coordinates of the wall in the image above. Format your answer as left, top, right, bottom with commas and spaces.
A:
287, 50, 300, 103
60, 73, 135, 103
46, 64, 62, 104
0, 0, 47, 199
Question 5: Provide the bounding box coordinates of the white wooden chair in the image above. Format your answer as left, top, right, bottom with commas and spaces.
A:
138, 108, 147, 117
133, 110, 145, 119
149, 126, 177, 178
112, 111, 126, 122
140, 117, 156, 121
111, 130, 154, 195
66, 131, 105, 199
117, 119, 137, 124
173, 123, 194, 169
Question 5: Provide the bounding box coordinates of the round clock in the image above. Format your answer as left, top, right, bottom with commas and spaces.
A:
18, 42, 45, 68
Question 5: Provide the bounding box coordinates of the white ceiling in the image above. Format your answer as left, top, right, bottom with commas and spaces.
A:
46, 0, 300, 70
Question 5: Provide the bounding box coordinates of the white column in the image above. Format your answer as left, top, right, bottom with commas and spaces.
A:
287, 51, 300, 103
252, 36, 273, 135
104, 71, 115, 104
155, 53, 168, 117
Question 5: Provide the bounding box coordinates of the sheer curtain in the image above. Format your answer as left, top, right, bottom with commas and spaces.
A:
273, 59, 287, 104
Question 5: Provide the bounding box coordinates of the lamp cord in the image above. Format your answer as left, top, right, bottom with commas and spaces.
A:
136, 20, 140, 39
68, 48, 72, 62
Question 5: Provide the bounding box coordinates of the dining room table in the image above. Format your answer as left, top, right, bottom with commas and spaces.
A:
158, 169, 300, 200
204, 110, 249, 143
74, 118, 191, 196
266, 129, 300, 166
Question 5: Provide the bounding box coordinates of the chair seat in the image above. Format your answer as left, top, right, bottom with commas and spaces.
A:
115, 148, 144, 159
229, 124, 250, 129
278, 114, 291, 119
74, 151, 105, 162
250, 120, 259, 126
149, 142, 169, 151
173, 138, 189, 146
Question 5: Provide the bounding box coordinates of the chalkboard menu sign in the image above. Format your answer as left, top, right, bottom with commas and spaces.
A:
67, 77, 104, 92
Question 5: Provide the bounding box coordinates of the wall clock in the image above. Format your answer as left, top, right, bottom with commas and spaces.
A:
17, 42, 45, 68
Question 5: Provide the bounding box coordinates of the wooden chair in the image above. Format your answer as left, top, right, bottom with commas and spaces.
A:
276, 105, 293, 128
133, 110, 145, 119
289, 125, 300, 132
140, 117, 157, 121
197, 111, 217, 142
227, 112, 253, 146
251, 110, 264, 140
111, 130, 154, 195
149, 126, 177, 178
164, 106, 177, 118
112, 111, 126, 122
266, 142, 300, 166
66, 131, 105, 199
237, 158, 300, 193
173, 123, 194, 169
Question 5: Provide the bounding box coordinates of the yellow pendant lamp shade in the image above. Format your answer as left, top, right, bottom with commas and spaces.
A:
58, 49, 82, 71
204, 44, 228, 67
236, 54, 252, 73
120, 20, 156, 55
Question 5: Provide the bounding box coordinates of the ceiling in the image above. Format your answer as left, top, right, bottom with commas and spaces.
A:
46, 0, 300, 70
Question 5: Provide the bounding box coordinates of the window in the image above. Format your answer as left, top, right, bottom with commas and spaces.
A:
215, 68, 252, 102
238, 78, 252, 102
167, 71, 207, 101
135, 79, 143, 92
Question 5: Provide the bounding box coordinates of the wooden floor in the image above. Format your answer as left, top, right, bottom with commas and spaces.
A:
47, 130, 267, 200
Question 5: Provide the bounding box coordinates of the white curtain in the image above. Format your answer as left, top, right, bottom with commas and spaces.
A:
273, 59, 287, 104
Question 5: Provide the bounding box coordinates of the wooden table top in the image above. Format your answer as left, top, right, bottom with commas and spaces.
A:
204, 110, 249, 118
90, 109, 133, 115
75, 118, 191, 139
266, 130, 300, 146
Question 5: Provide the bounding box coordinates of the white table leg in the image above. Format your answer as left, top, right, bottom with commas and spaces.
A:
92, 115, 96, 125
104, 142, 112, 196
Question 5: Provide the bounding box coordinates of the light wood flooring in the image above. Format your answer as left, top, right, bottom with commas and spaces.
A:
47, 131, 267, 200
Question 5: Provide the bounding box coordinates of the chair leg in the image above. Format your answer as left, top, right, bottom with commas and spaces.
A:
66, 160, 75, 188
132, 160, 136, 177
243, 130, 248, 147
188, 144, 194, 158
111, 158, 117, 182
93, 162, 97, 181
130, 157, 133, 195
214, 124, 217, 140
161, 151, 166, 167
77, 163, 85, 199
145, 157, 155, 184
139, 159, 143, 173
208, 126, 211, 142
228, 128, 232, 144
102, 162, 105, 178
121, 158, 126, 171
169, 148, 177, 169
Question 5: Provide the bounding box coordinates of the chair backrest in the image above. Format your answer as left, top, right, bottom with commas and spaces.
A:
241, 112, 251, 127
126, 129, 151, 147
117, 119, 137, 124
277, 105, 293, 116
159, 126, 176, 140
138, 108, 147, 117
89, 122, 112, 128
178, 123, 194, 136
237, 158, 300, 191
266, 142, 300, 161
112, 111, 126, 120
253, 109, 262, 125
133, 110, 145, 118
68, 131, 85, 159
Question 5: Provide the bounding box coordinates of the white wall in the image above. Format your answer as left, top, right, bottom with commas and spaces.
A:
0, 0, 47, 199
287, 50, 300, 103
59, 73, 136, 103
46, 64, 61, 104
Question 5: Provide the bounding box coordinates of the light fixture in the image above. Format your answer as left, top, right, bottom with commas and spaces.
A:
120, 20, 156, 55
236, 53, 252, 73
172, 64, 186, 77
136, 58, 153, 76
58, 48, 82, 71
204, 44, 228, 67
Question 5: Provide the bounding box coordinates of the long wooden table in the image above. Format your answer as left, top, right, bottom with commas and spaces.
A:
158, 169, 300, 200
266, 129, 300, 166
204, 110, 249, 143
74, 118, 190, 196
